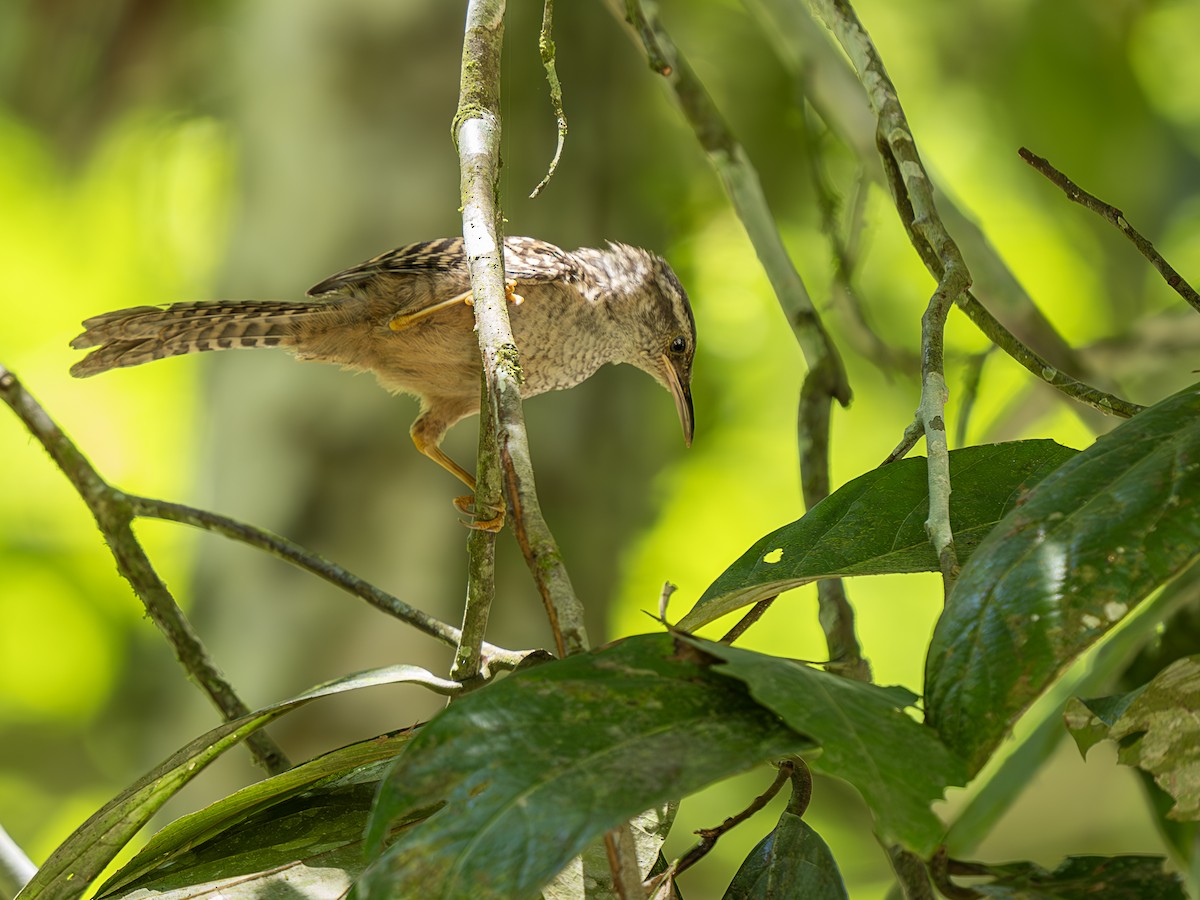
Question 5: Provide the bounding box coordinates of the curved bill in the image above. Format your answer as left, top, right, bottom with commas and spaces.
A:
660, 353, 695, 447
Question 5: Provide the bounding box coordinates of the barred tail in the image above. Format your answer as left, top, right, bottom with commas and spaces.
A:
69, 300, 326, 378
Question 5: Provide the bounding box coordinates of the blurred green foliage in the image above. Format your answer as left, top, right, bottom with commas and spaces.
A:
2, 0, 1196, 896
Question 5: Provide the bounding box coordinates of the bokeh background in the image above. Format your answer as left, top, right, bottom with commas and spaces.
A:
3, 0, 1199, 896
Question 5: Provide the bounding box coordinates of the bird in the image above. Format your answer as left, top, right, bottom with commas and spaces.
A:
70, 236, 696, 528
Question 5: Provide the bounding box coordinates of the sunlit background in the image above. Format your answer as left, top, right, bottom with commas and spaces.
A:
3, 0, 1198, 895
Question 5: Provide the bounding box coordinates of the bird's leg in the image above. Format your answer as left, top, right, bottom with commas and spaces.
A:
388, 283, 523, 333
388, 291, 472, 333
410, 426, 505, 532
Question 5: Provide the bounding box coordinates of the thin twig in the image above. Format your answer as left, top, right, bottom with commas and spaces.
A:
126, 495, 526, 672
0, 365, 290, 776
956, 291, 1144, 419
800, 353, 871, 679
657, 760, 795, 883
798, 97, 914, 374
719, 596, 776, 644
603, 825, 644, 899
658, 581, 677, 621
1020, 146, 1200, 315
529, 0, 568, 199
454, 0, 588, 657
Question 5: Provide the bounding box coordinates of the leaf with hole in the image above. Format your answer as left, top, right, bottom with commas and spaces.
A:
684, 440, 1077, 629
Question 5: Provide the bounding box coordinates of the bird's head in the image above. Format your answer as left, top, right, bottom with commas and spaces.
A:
598, 244, 695, 447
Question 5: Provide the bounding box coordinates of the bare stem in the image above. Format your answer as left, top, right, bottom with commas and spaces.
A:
455, 0, 587, 656
0, 365, 290, 776
1020, 146, 1200, 315
529, 0, 568, 199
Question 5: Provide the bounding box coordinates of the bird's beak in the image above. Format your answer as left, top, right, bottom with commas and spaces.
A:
660, 353, 694, 447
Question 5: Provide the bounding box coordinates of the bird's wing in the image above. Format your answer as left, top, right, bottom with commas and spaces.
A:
306, 236, 583, 296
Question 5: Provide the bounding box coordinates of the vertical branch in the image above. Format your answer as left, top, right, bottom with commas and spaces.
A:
454, 378, 500, 681
611, 0, 861, 670
454, 0, 588, 656
808, 0, 971, 593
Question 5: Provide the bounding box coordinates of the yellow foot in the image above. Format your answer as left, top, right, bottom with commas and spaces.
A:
453, 494, 505, 532
463, 282, 524, 308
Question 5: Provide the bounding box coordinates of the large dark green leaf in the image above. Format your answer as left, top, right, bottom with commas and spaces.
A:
1065, 656, 1200, 822
16, 665, 452, 900
684, 441, 1076, 629
926, 385, 1200, 775
95, 732, 412, 898
689, 638, 966, 855
358, 634, 812, 900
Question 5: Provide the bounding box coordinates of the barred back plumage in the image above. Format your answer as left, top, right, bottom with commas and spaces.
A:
69, 300, 328, 377
69, 237, 696, 512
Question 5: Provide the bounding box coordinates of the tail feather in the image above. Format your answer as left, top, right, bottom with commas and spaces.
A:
70, 300, 324, 378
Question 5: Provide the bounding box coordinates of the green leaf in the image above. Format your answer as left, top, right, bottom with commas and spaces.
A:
686, 638, 967, 855
926, 385, 1200, 775
17, 665, 452, 900
1064, 690, 1145, 759
724, 778, 848, 900
965, 854, 1184, 898
1066, 656, 1200, 822
358, 634, 812, 900
95, 732, 412, 898
684, 440, 1077, 629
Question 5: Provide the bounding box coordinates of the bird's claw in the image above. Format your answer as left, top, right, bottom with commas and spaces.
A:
453, 494, 505, 532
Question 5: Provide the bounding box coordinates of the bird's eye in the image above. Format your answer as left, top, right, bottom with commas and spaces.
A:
669, 336, 687, 354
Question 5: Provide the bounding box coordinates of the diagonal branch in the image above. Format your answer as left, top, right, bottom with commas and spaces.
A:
124, 494, 528, 674
1020, 146, 1200, 315
454, 0, 587, 658
0, 364, 290, 777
